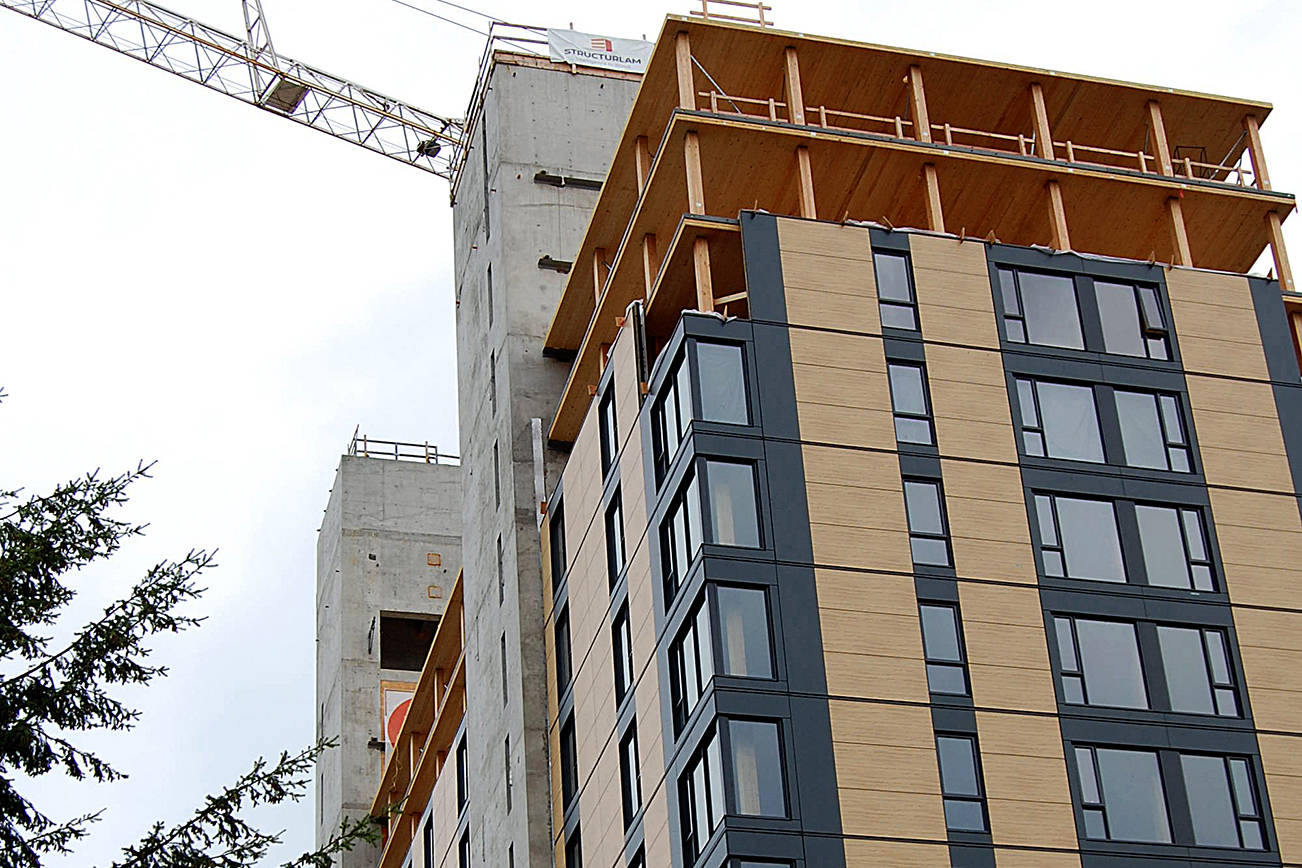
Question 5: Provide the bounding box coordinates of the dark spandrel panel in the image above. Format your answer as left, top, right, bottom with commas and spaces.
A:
716, 586, 773, 678
1136, 505, 1191, 588
1095, 280, 1147, 357
1057, 497, 1125, 582
1076, 619, 1148, 709
1037, 381, 1104, 462
728, 720, 786, 817
1180, 754, 1240, 848
697, 342, 749, 425
903, 481, 944, 534
881, 303, 918, 330
920, 605, 961, 661
1116, 391, 1168, 469
705, 461, 759, 548
874, 252, 912, 301
1096, 748, 1171, 843
1020, 271, 1084, 349
1157, 626, 1215, 715
943, 798, 986, 832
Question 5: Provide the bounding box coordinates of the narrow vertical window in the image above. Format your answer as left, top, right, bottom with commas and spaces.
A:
903, 479, 952, 567
696, 342, 749, 424
670, 597, 714, 732
874, 250, 919, 330
1157, 626, 1240, 716
459, 828, 470, 868
936, 735, 989, 832
496, 534, 505, 604
554, 608, 572, 695
1034, 494, 1125, 582
662, 471, 702, 601
918, 603, 969, 695
679, 729, 724, 864
653, 352, 694, 479
548, 501, 566, 593
1135, 504, 1214, 590
887, 361, 935, 445
493, 440, 501, 510
560, 715, 578, 810
598, 385, 618, 477
564, 826, 582, 868
998, 267, 1084, 349
422, 816, 433, 868
612, 605, 634, 705
456, 737, 468, 812
1014, 378, 1105, 462
619, 726, 642, 829
486, 263, 494, 326
489, 351, 497, 417
1115, 390, 1192, 472
605, 492, 626, 589
500, 632, 508, 707
504, 735, 512, 813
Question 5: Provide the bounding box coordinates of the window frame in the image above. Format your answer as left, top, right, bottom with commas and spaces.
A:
652, 338, 753, 485
606, 491, 626, 590
559, 714, 579, 811
598, 383, 618, 479
554, 607, 573, 697
619, 725, 642, 830
918, 601, 970, 697
935, 733, 990, 833
1051, 614, 1149, 710
887, 359, 936, 446
661, 457, 764, 605
1113, 388, 1194, 472
1013, 376, 1106, 463
612, 603, 634, 707
873, 248, 921, 331
902, 478, 954, 568
548, 499, 566, 596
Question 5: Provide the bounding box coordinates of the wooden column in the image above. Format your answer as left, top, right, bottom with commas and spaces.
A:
684, 131, 706, 214
1146, 100, 1174, 176
675, 31, 695, 110
693, 236, 714, 312
1266, 210, 1295, 292
591, 248, 607, 303
635, 135, 652, 194
1046, 180, 1071, 250
1029, 83, 1055, 159
1166, 197, 1192, 266
922, 164, 944, 232
1244, 115, 1272, 191
796, 146, 816, 219
642, 233, 659, 298
908, 65, 932, 143
783, 46, 805, 125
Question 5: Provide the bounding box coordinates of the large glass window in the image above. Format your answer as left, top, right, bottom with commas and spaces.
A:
598, 384, 618, 477
605, 492, 626, 589
874, 250, 919, 330
696, 342, 749, 425
670, 598, 714, 732
1135, 504, 1215, 590
1074, 746, 1171, 843
1053, 617, 1147, 708
560, 715, 578, 810
662, 472, 703, 601
1095, 280, 1170, 360
705, 460, 760, 548
1157, 626, 1239, 716
903, 479, 952, 567
887, 361, 935, 445
1181, 755, 1265, 849
612, 604, 634, 706
680, 729, 725, 864
999, 268, 1085, 349
716, 586, 774, 679
1034, 494, 1125, 582
653, 352, 694, 478
1116, 390, 1192, 472
554, 608, 572, 695
936, 734, 988, 832
620, 726, 642, 829
1015, 378, 1105, 462
727, 720, 786, 817
919, 603, 969, 696
653, 341, 751, 482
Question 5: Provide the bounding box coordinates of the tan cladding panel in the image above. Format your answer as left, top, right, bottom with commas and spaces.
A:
844, 839, 950, 866
1185, 374, 1293, 494
926, 344, 1019, 464
1210, 488, 1302, 610
941, 459, 1036, 584
1166, 267, 1271, 381
959, 582, 1056, 714
817, 569, 929, 701
910, 234, 1001, 349
976, 711, 1078, 850
776, 217, 880, 334
830, 701, 946, 842
803, 445, 913, 573
1258, 734, 1302, 862
1233, 607, 1302, 734
609, 321, 642, 449
789, 327, 896, 451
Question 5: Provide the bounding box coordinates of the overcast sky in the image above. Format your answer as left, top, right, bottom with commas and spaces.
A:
1, 0, 1298, 864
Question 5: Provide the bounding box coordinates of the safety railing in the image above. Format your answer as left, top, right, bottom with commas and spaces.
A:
689, 0, 773, 27
347, 428, 460, 465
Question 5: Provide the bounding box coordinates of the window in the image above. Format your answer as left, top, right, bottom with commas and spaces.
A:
662, 471, 702, 600
500, 632, 508, 707
493, 440, 501, 510
549, 501, 566, 593
705, 460, 760, 548
486, 263, 493, 325
936, 735, 988, 832
1034, 494, 1125, 582
496, 534, 505, 604
1095, 279, 1169, 360
1014, 378, 1104, 462
1074, 747, 1171, 843
671, 598, 714, 732
715, 586, 774, 679
456, 737, 467, 812
504, 736, 512, 812
620, 726, 642, 829
1136, 504, 1214, 590
696, 342, 749, 425
606, 493, 626, 589
1157, 626, 1239, 716
1115, 390, 1192, 472
887, 362, 934, 445
680, 728, 725, 864
555, 608, 572, 695
612, 605, 634, 705
599, 385, 618, 477
903, 479, 952, 567
560, 715, 578, 810
874, 250, 919, 330
379, 614, 438, 671
1180, 754, 1265, 849
459, 828, 470, 868
1053, 617, 1148, 708
998, 267, 1084, 349
564, 827, 583, 868
489, 350, 497, 416
629, 848, 645, 868
727, 719, 786, 817
653, 351, 694, 478
918, 603, 969, 695
423, 816, 433, 868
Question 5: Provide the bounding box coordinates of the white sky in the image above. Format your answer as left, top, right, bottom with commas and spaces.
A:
1, 0, 1298, 864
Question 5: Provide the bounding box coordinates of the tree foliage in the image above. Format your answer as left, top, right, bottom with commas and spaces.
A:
0, 395, 376, 867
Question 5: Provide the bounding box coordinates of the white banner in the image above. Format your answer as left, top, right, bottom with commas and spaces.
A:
547, 29, 652, 74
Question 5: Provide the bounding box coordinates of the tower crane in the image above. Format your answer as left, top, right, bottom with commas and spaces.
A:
1, 0, 467, 178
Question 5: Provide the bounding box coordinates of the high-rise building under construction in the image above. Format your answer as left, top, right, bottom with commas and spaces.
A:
359, 8, 1302, 868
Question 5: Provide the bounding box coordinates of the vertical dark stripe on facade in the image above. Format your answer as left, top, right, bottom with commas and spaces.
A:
1248, 277, 1302, 507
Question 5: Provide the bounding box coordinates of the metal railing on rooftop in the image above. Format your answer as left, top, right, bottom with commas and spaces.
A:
347, 428, 459, 465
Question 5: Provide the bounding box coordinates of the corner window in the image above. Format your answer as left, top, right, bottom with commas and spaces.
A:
1053, 616, 1147, 709
662, 471, 703, 601
1074, 746, 1171, 843
874, 250, 919, 330
620, 726, 642, 829
936, 734, 989, 832
606, 492, 626, 589
1095, 279, 1170, 360
715, 586, 774, 679
548, 501, 567, 595
887, 361, 935, 445
599, 385, 618, 478
1014, 378, 1104, 462
654, 352, 694, 478
612, 604, 634, 706
704, 460, 760, 548
998, 267, 1084, 350
1115, 390, 1192, 472
554, 608, 572, 695
726, 719, 786, 817
652, 340, 750, 482
1034, 494, 1125, 582
919, 603, 969, 696
670, 597, 714, 733
679, 728, 725, 864
903, 479, 952, 567
560, 714, 578, 810
696, 342, 749, 425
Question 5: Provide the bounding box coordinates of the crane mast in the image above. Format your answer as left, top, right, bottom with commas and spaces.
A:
1, 0, 466, 178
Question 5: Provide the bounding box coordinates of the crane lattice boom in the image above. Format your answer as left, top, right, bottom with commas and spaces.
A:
2, 0, 465, 178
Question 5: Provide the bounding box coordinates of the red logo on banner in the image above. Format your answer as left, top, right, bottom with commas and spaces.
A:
590, 38, 613, 52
